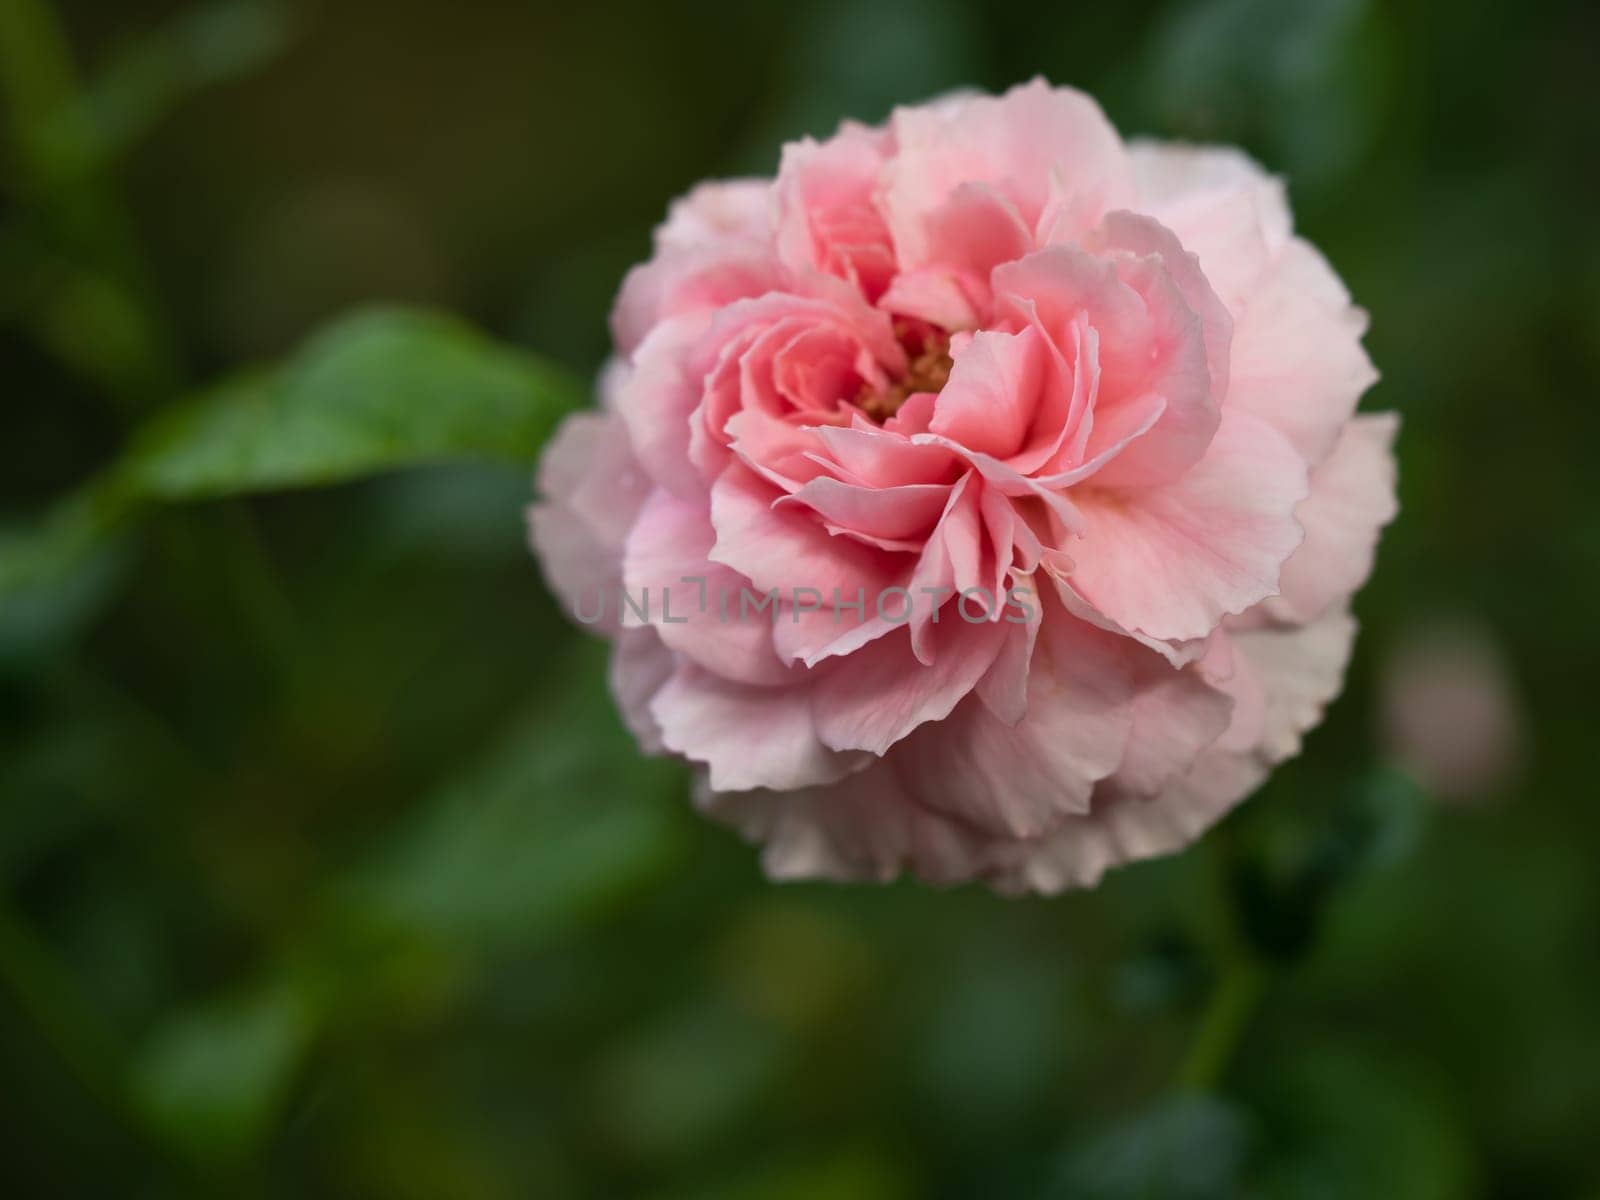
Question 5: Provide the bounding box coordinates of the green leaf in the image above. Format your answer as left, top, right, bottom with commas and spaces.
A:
0, 305, 588, 645
132, 977, 316, 1168
1051, 1094, 1253, 1200
124, 643, 686, 1166
0, 486, 129, 667
119, 307, 586, 498
15, 0, 297, 187
341, 640, 688, 952
72, 0, 297, 173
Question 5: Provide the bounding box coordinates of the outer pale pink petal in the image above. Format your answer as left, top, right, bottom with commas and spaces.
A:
653, 665, 870, 793
1194, 634, 1264, 754
928, 325, 1045, 459
528, 411, 649, 634
1049, 574, 1210, 669
991, 607, 1357, 893
1129, 142, 1290, 247
894, 611, 1133, 837
695, 763, 985, 886
656, 178, 773, 250
611, 180, 778, 356
594, 356, 630, 411
611, 247, 778, 361
1228, 240, 1379, 465
811, 615, 1010, 755
1100, 648, 1235, 799
712, 746, 1236, 893
991, 752, 1269, 893
1265, 413, 1400, 624
613, 313, 714, 500
1227, 607, 1359, 764
1127, 141, 1289, 314
884, 78, 1136, 267
622, 488, 792, 686
609, 627, 675, 754
528, 505, 619, 632
1130, 144, 1374, 466
697, 771, 891, 883
532, 410, 647, 546
1069, 408, 1310, 643
693, 607, 1355, 892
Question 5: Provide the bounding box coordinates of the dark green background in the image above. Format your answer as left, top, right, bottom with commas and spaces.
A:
3, 0, 1598, 1195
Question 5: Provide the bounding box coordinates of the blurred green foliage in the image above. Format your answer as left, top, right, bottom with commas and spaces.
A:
2, 0, 1598, 1195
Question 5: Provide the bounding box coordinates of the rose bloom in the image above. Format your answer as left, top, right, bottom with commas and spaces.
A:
531, 80, 1398, 893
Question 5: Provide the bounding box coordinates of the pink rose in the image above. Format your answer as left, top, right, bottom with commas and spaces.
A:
530, 79, 1398, 892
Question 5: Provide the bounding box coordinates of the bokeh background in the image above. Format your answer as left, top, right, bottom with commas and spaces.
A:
3, 0, 1598, 1195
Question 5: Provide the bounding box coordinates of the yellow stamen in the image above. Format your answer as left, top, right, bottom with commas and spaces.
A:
857, 338, 953, 420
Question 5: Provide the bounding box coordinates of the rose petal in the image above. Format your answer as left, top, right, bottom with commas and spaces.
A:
1068, 408, 1309, 642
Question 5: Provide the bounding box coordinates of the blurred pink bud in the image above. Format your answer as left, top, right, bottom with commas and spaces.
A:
1380, 618, 1524, 803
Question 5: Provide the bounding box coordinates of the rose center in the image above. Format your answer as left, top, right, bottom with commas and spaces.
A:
856, 327, 952, 422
